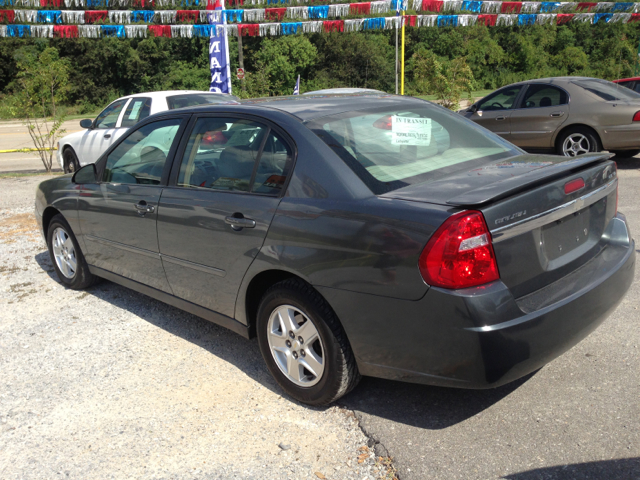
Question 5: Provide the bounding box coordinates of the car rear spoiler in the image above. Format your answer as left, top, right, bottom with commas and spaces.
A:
446, 153, 613, 207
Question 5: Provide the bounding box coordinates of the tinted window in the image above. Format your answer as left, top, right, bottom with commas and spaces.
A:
94, 99, 128, 129
307, 105, 516, 195
120, 97, 152, 128
634, 83, 640, 93
573, 78, 640, 101
103, 118, 182, 185
477, 86, 522, 111
521, 85, 568, 108
617, 81, 634, 90
166, 94, 237, 110
177, 117, 291, 194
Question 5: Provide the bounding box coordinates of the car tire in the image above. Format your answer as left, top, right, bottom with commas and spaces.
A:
46, 214, 100, 289
63, 148, 80, 174
556, 127, 602, 157
610, 149, 640, 159
256, 278, 361, 405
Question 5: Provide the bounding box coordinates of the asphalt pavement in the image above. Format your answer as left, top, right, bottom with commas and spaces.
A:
339, 160, 640, 480
0, 119, 83, 173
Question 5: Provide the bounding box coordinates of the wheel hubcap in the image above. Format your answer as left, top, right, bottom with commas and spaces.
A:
562, 134, 591, 157
267, 305, 325, 387
52, 227, 77, 279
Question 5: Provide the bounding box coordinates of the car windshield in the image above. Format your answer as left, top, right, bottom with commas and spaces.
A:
306, 104, 518, 194
572, 78, 640, 101
166, 93, 238, 110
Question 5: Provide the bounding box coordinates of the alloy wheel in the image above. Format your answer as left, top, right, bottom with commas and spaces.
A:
267, 305, 325, 387
562, 133, 591, 157
52, 227, 77, 279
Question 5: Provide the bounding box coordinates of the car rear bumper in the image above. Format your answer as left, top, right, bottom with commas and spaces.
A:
320, 214, 635, 389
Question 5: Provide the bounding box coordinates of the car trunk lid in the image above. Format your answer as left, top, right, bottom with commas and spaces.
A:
384, 153, 619, 299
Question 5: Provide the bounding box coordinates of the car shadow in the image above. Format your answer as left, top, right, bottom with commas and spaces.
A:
613, 155, 640, 170
503, 457, 640, 479
338, 371, 536, 431
35, 250, 536, 429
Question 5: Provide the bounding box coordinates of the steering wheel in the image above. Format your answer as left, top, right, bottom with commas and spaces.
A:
491, 102, 505, 109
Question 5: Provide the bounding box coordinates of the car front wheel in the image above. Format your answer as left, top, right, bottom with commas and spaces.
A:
256, 279, 360, 405
63, 148, 80, 174
47, 214, 99, 289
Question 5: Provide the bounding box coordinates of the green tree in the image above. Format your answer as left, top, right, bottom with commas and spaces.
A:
412, 48, 474, 110
252, 35, 318, 95
13, 47, 70, 173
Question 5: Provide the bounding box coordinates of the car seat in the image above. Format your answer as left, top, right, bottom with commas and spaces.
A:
539, 97, 552, 107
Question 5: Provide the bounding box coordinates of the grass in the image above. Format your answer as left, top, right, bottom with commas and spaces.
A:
0, 171, 63, 179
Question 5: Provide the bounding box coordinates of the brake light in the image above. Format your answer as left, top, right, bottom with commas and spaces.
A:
633, 111, 640, 122
419, 211, 500, 289
373, 115, 392, 130
564, 178, 585, 195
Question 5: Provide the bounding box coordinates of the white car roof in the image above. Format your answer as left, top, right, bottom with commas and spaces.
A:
120, 90, 230, 100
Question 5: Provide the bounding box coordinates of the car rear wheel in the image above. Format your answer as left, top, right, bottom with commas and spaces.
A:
256, 279, 360, 405
610, 149, 640, 158
47, 214, 100, 289
556, 127, 601, 157
63, 148, 80, 174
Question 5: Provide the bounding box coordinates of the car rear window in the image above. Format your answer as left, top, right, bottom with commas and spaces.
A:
573, 78, 640, 101
305, 104, 517, 194
166, 93, 238, 110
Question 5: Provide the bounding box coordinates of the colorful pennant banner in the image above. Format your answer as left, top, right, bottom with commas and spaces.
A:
1, 10, 639, 37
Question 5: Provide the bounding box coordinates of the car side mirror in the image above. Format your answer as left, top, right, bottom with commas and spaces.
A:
468, 104, 478, 114
80, 119, 93, 129
72, 163, 97, 184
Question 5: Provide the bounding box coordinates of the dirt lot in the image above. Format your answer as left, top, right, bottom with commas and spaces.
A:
0, 175, 392, 479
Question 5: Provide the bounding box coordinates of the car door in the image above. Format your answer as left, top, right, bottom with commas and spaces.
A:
157, 115, 294, 317
468, 85, 524, 140
76, 116, 188, 292
509, 84, 570, 149
77, 98, 129, 164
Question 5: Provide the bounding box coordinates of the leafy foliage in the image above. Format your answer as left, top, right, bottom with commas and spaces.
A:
11, 47, 69, 173
411, 48, 474, 109
0, 23, 638, 115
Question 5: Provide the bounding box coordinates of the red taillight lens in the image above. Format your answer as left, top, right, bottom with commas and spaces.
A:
564, 178, 585, 195
419, 211, 500, 289
373, 115, 392, 130
633, 111, 640, 122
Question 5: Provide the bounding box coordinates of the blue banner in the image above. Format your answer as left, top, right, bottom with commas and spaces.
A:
209, 2, 232, 94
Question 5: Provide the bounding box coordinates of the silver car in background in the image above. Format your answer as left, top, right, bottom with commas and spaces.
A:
57, 90, 239, 173
460, 77, 640, 158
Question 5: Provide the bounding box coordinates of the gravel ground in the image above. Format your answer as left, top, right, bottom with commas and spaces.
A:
0, 175, 395, 480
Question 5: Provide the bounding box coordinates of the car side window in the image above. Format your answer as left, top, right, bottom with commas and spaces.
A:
177, 117, 292, 195
521, 85, 568, 108
477, 87, 522, 111
634, 83, 640, 94
94, 99, 128, 129
103, 118, 183, 185
120, 97, 152, 128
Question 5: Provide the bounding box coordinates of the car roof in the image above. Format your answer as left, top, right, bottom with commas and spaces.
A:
613, 77, 640, 83
122, 90, 237, 100
238, 93, 428, 121
303, 88, 384, 95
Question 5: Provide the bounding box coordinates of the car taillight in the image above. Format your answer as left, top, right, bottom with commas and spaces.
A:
419, 211, 500, 289
633, 111, 640, 122
373, 115, 392, 130
564, 178, 585, 195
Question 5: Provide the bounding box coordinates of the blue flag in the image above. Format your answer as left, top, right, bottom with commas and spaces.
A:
209, 1, 232, 94
293, 75, 300, 95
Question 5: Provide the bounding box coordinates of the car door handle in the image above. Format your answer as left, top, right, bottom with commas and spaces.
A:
225, 215, 256, 229
550, 112, 565, 117
104, 134, 111, 139
134, 201, 155, 214
496, 116, 506, 121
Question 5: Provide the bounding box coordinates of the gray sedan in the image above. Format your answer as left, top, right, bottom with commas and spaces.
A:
461, 77, 640, 158
35, 94, 635, 405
